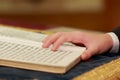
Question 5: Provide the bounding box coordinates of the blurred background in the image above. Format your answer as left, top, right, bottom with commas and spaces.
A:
0, 0, 120, 32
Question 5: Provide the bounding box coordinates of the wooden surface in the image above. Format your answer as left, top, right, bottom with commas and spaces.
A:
0, 13, 106, 32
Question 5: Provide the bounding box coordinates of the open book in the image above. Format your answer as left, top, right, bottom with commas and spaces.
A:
0, 26, 86, 74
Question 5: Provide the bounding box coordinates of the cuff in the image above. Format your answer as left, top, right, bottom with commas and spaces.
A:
107, 32, 119, 53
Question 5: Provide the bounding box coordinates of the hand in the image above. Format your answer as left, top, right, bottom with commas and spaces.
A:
42, 31, 113, 60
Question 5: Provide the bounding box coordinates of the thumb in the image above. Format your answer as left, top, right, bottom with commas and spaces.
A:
80, 48, 96, 60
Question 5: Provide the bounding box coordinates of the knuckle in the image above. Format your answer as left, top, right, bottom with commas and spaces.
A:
56, 32, 63, 35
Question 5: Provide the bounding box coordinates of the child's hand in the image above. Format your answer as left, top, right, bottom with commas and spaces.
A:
42, 31, 113, 60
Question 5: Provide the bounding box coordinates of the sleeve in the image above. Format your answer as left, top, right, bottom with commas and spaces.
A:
112, 27, 120, 53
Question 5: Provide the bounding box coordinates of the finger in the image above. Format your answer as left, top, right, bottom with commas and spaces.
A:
51, 36, 67, 51
42, 35, 52, 48
42, 32, 63, 48
80, 47, 97, 60
81, 51, 92, 60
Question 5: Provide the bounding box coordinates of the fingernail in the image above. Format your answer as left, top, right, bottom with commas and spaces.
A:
42, 44, 47, 48
51, 47, 57, 51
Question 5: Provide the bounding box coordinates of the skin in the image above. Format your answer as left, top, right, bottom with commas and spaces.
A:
42, 31, 113, 60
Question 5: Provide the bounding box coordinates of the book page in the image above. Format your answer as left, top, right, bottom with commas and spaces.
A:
0, 26, 74, 46
0, 26, 47, 42
0, 35, 85, 67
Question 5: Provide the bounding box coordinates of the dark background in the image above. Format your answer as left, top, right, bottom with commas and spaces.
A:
0, 0, 120, 32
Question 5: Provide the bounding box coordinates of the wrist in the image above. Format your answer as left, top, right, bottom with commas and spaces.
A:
103, 33, 113, 52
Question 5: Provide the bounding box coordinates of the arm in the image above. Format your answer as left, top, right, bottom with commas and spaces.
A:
112, 27, 120, 39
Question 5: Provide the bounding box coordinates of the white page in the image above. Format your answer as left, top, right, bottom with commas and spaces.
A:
0, 26, 74, 46
0, 26, 47, 42
0, 35, 85, 67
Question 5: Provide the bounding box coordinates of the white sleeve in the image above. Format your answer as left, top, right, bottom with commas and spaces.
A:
107, 32, 119, 53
